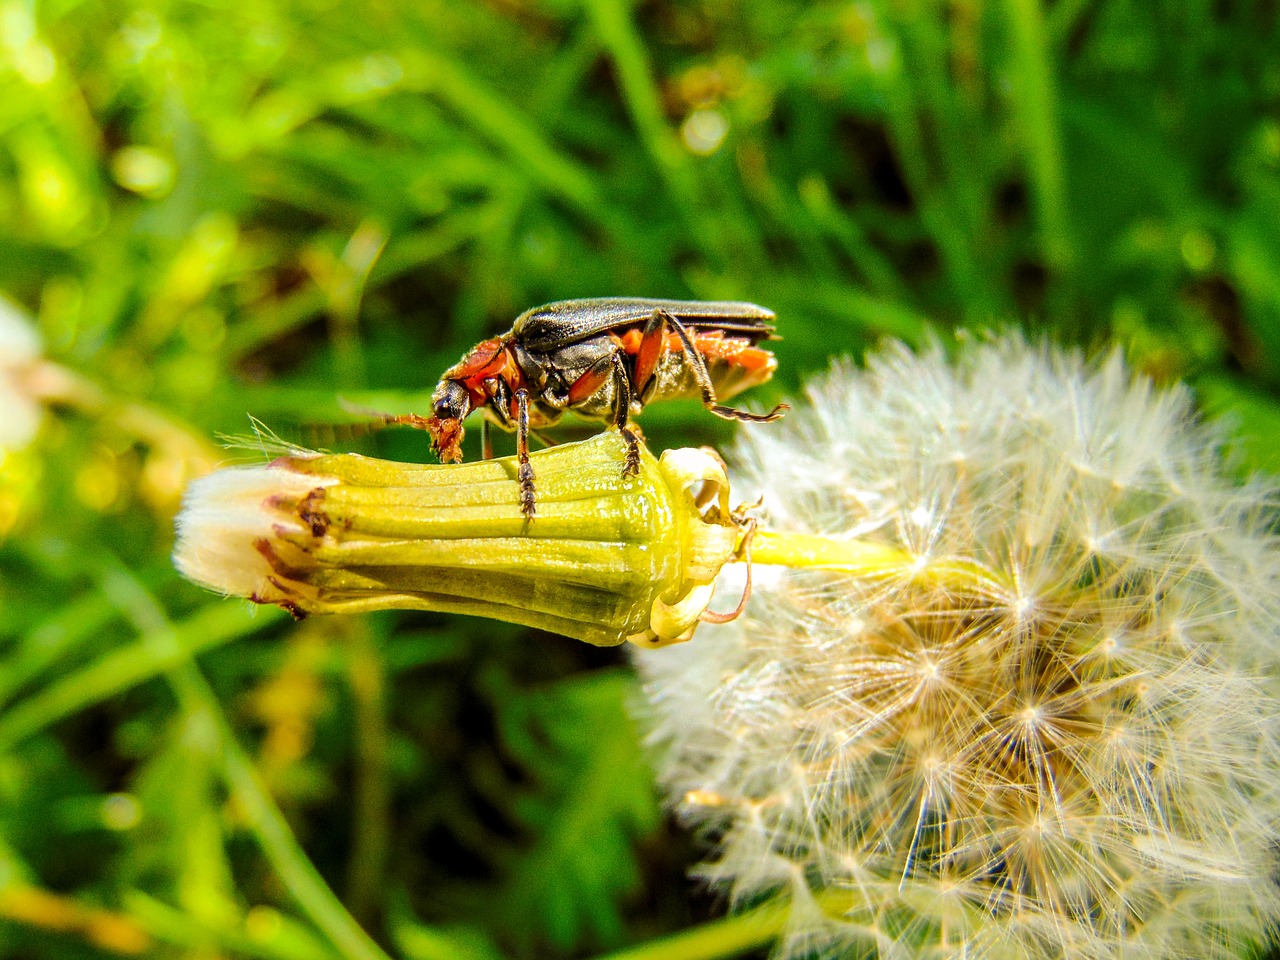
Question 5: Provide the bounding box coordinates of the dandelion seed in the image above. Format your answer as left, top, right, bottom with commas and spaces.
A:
635, 336, 1280, 960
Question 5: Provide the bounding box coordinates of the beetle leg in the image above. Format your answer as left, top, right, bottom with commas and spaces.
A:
565, 352, 616, 405
654, 308, 788, 423
515, 387, 535, 517
565, 348, 641, 475
609, 352, 643, 478
489, 377, 515, 427
632, 310, 667, 400
484, 378, 516, 460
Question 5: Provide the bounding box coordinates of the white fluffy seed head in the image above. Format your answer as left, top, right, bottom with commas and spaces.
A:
635, 336, 1280, 959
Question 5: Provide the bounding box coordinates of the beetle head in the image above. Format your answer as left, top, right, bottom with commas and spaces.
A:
427, 380, 470, 462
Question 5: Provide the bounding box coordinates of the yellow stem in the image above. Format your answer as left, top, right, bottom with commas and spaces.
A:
749, 529, 1011, 593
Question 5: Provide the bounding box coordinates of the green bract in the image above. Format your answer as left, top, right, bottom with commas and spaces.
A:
175, 431, 741, 647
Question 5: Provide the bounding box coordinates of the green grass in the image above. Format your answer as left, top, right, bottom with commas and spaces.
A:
1, 0, 1279, 957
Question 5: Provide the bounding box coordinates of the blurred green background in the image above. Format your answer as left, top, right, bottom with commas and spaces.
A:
2, 0, 1279, 957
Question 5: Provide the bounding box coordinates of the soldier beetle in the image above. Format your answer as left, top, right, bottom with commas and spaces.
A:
388, 298, 787, 516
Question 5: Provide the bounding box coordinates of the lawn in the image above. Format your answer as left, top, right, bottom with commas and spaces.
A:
2, 1, 1279, 957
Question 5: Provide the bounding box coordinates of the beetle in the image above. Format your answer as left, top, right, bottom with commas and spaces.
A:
386, 298, 787, 516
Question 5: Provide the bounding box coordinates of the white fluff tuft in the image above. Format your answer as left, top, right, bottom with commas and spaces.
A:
635, 336, 1280, 959
173, 463, 330, 599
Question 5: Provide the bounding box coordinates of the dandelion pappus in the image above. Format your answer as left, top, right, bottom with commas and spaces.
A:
387, 298, 787, 517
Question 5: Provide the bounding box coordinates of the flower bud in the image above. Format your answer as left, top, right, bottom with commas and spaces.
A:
174, 431, 741, 647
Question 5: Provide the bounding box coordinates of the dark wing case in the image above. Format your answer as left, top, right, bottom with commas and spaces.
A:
511, 298, 776, 352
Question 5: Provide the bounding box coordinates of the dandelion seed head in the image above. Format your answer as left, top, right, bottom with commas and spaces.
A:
635, 337, 1280, 959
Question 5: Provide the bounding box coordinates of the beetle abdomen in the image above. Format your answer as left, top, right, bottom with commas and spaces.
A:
639, 336, 777, 407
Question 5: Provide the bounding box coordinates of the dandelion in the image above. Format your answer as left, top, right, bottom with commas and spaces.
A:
174, 431, 743, 647
634, 336, 1280, 959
